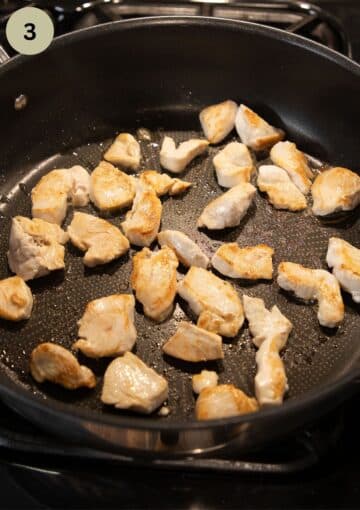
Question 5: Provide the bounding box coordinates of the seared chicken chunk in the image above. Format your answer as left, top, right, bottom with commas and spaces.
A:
197, 183, 256, 230
31, 166, 90, 225
158, 230, 209, 269
212, 243, 274, 280
163, 322, 224, 362
277, 262, 344, 327
101, 352, 168, 414
257, 165, 307, 211
199, 100, 238, 144
139, 170, 191, 196
131, 246, 178, 322
8, 216, 68, 281
68, 212, 129, 267
243, 295, 292, 405
90, 161, 136, 212
326, 237, 360, 303
177, 267, 244, 337
0, 276, 33, 321
121, 182, 162, 247
270, 141, 314, 194
195, 384, 258, 420
192, 370, 219, 394
103, 133, 141, 170
213, 142, 255, 188
30, 343, 96, 389
160, 136, 209, 173
235, 104, 284, 151
311, 167, 360, 216
73, 294, 136, 358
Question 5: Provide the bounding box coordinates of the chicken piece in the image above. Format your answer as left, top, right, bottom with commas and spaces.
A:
195, 384, 258, 420
101, 352, 168, 414
197, 183, 256, 230
67, 212, 129, 267
243, 295, 292, 405
31, 166, 90, 225
311, 167, 360, 216
157, 230, 209, 269
160, 136, 209, 173
213, 142, 254, 188
211, 243, 274, 280
177, 267, 244, 337
257, 165, 307, 211
103, 133, 141, 170
30, 342, 96, 389
270, 141, 314, 194
192, 370, 219, 394
139, 170, 191, 196
121, 182, 162, 247
89, 161, 136, 212
326, 237, 360, 303
0, 276, 33, 321
163, 322, 223, 362
277, 262, 344, 327
131, 246, 178, 322
8, 216, 68, 281
235, 104, 284, 151
73, 294, 136, 358
199, 100, 238, 144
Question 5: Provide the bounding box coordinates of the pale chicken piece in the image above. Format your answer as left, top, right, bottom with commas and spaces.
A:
30, 343, 96, 389
257, 165, 307, 211
277, 262, 344, 328
192, 370, 219, 394
213, 142, 255, 188
131, 246, 178, 322
89, 161, 136, 212
270, 141, 314, 194
67, 212, 129, 267
139, 170, 192, 196
199, 100, 238, 144
7, 216, 68, 281
195, 384, 258, 420
157, 230, 209, 269
177, 267, 244, 337
103, 133, 141, 170
0, 276, 33, 321
101, 352, 168, 414
163, 322, 224, 362
197, 183, 256, 230
31, 166, 90, 225
121, 182, 162, 247
326, 237, 360, 303
160, 136, 209, 173
211, 243, 274, 280
311, 167, 360, 216
235, 104, 284, 151
73, 294, 136, 358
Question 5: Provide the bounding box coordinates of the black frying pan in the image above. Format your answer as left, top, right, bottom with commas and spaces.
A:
0, 17, 359, 456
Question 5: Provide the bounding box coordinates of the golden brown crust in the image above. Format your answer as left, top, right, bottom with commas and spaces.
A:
195, 384, 259, 420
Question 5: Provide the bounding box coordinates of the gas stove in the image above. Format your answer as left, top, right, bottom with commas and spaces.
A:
1, 2, 360, 509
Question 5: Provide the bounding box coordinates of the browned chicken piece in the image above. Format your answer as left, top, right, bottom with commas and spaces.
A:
67, 212, 129, 267
30, 342, 96, 389
163, 322, 224, 362
0, 276, 33, 321
257, 165, 307, 211
195, 384, 259, 420
103, 133, 141, 170
131, 246, 178, 321
235, 104, 284, 151
326, 237, 360, 303
192, 370, 219, 394
157, 230, 209, 269
89, 161, 136, 212
199, 100, 238, 144
160, 137, 209, 173
211, 243, 274, 280
121, 182, 162, 247
139, 170, 192, 197
270, 141, 314, 194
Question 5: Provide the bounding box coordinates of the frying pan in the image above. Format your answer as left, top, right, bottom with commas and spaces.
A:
0, 16, 359, 457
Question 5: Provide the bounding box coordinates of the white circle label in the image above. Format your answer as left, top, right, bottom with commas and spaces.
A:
6, 7, 54, 56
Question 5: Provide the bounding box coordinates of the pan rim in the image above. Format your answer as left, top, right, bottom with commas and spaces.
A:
0, 15, 359, 432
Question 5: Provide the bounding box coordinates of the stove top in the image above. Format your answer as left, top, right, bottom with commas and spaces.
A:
1, 1, 360, 509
